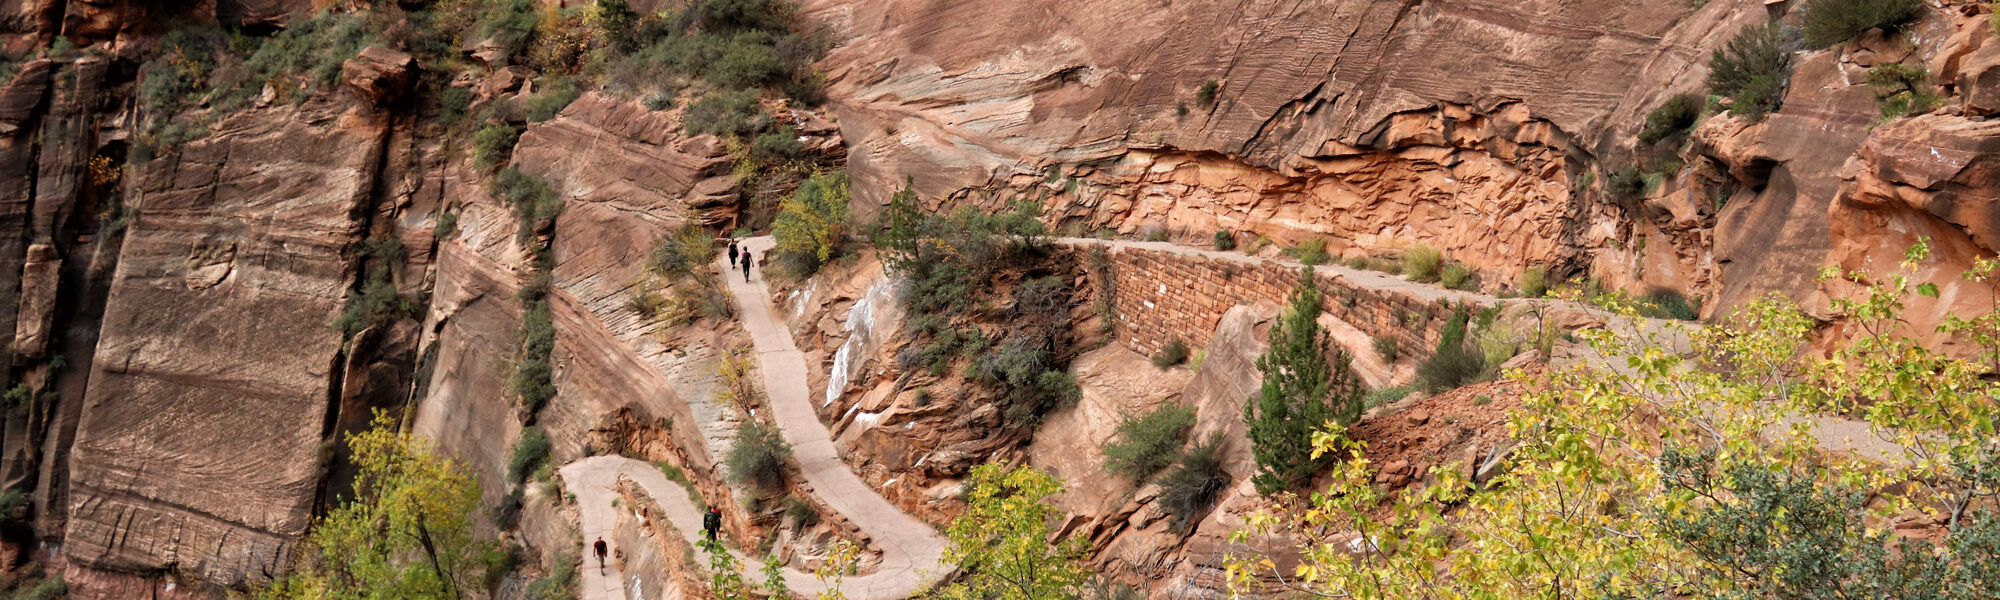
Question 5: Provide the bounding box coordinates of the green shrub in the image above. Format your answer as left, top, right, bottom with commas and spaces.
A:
1364, 385, 1413, 408
1707, 21, 1792, 119
507, 427, 551, 485
524, 559, 576, 600
1213, 230, 1237, 250
1143, 226, 1170, 242
708, 32, 788, 89
1152, 338, 1189, 369
1196, 80, 1220, 106
1441, 263, 1476, 291
684, 88, 767, 137
434, 85, 472, 124
784, 495, 819, 528
728, 420, 793, 491
771, 170, 849, 277
1517, 266, 1549, 298
1865, 63, 1939, 119
647, 224, 717, 279
1799, 0, 1922, 50
525, 79, 584, 122
1101, 403, 1196, 484
1403, 245, 1443, 283
510, 300, 557, 412
644, 91, 675, 111
332, 273, 413, 338
241, 12, 375, 97
1245, 266, 1367, 494
476, 0, 539, 62
1293, 238, 1330, 266
1155, 434, 1230, 532
472, 124, 521, 170
1638, 94, 1702, 145
750, 126, 804, 162
1606, 168, 1647, 200
434, 211, 459, 239
15, 575, 64, 600
1373, 335, 1401, 362
491, 167, 565, 244
1418, 334, 1487, 394
1642, 289, 1702, 321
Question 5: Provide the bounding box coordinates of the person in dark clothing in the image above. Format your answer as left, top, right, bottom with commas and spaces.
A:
593, 537, 608, 571
703, 507, 722, 541
728, 241, 739, 269
741, 253, 752, 282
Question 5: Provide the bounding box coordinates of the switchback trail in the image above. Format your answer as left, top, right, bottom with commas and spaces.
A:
561, 236, 948, 600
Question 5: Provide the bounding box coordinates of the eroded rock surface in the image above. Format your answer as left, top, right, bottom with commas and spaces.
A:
63, 98, 387, 588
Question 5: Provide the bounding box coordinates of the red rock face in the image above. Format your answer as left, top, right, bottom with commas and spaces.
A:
62, 98, 388, 588
803, 0, 1743, 268
802, 0, 1991, 318
1822, 114, 2000, 354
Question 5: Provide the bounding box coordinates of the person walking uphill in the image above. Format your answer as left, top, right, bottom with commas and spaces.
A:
728, 240, 739, 269
703, 507, 722, 541
593, 536, 608, 572
741, 252, 753, 282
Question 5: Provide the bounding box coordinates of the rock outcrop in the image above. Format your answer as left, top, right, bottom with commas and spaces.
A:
1820, 114, 2000, 353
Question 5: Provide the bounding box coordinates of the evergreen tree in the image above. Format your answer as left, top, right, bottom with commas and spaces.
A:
1244, 266, 1365, 495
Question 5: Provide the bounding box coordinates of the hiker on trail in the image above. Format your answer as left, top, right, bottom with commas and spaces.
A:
594, 537, 608, 571
728, 240, 739, 269
741, 253, 753, 282
704, 507, 722, 541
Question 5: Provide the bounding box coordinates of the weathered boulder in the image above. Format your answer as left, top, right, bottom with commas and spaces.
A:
1958, 43, 2000, 117
62, 98, 388, 588
342, 46, 416, 107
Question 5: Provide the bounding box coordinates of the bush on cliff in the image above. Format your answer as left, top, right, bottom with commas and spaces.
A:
771, 170, 850, 278
1798, 0, 1922, 50
1152, 338, 1189, 368
261, 411, 496, 599
472, 123, 521, 171
1866, 63, 1939, 119
1101, 403, 1196, 484
1245, 265, 1365, 495
1639, 94, 1702, 146
506, 427, 551, 485
1403, 245, 1444, 283
728, 420, 793, 492
1156, 434, 1230, 532
1707, 21, 1792, 119
1417, 310, 1486, 393
490, 167, 564, 244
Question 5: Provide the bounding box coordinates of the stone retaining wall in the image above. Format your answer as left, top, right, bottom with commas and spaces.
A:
1097, 246, 1468, 361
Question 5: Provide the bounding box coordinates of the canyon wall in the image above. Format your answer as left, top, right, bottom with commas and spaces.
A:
806, 0, 2000, 330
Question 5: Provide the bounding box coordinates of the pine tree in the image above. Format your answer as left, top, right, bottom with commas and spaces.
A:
1244, 266, 1365, 495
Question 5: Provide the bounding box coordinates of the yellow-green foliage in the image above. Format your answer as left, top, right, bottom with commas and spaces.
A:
1402, 244, 1443, 283
771, 170, 850, 277
1227, 241, 2000, 599
938, 464, 1092, 600
262, 411, 493, 599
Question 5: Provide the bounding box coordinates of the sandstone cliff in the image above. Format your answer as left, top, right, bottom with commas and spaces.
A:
804, 0, 2000, 333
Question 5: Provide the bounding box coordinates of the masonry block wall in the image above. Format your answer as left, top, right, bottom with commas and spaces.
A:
1098, 246, 1465, 362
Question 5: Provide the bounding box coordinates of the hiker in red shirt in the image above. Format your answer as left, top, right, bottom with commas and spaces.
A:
594, 536, 608, 571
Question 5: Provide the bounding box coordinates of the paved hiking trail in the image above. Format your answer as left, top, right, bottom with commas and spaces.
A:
558, 234, 1906, 599
561, 236, 947, 600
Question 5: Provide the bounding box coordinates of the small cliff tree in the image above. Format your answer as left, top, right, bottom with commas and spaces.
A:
1244, 265, 1365, 495
261, 410, 494, 600
938, 463, 1091, 600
